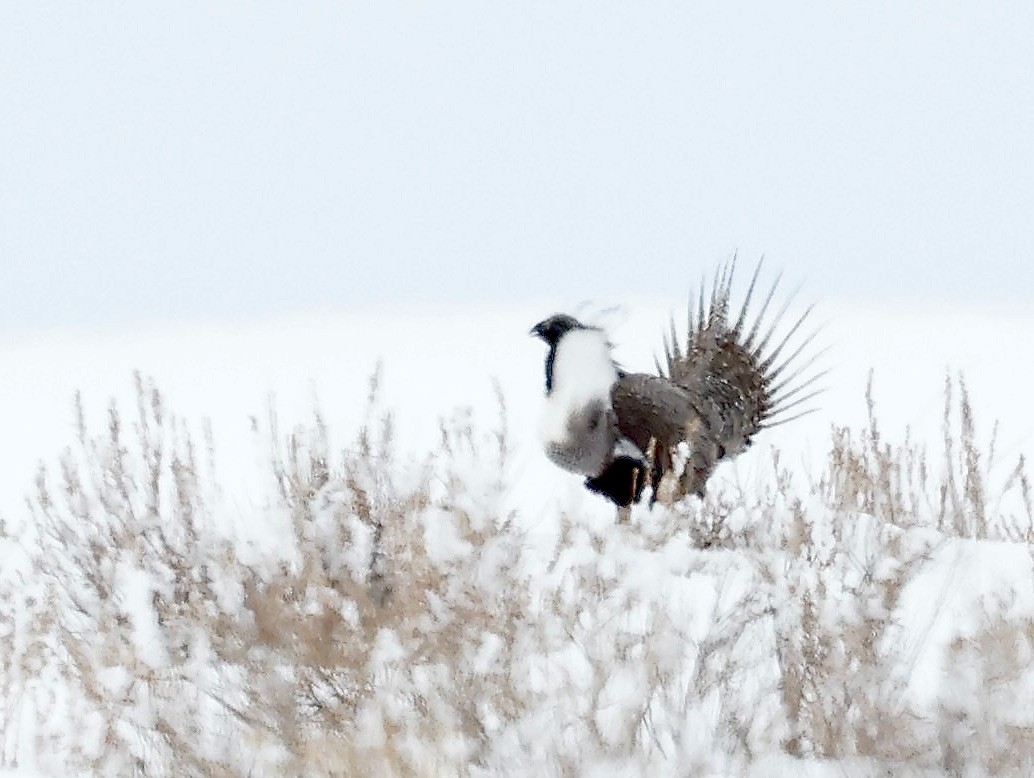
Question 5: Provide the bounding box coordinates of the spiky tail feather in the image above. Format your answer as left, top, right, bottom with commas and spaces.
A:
654, 257, 825, 496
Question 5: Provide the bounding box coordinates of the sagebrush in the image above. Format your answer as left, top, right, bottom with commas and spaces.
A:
1, 371, 1032, 776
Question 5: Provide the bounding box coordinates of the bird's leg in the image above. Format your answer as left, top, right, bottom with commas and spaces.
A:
677, 417, 704, 499
645, 437, 660, 506
657, 446, 680, 507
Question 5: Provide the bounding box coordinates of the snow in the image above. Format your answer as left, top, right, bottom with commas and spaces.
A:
2, 302, 1031, 527
1, 303, 1034, 776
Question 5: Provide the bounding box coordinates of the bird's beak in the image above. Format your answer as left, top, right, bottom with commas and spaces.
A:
529, 321, 545, 338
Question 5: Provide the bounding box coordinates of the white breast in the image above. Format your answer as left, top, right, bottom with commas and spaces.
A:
549, 328, 618, 405
538, 328, 620, 473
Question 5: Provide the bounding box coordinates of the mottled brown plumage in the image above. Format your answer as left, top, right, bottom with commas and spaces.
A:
609, 259, 823, 503
533, 259, 822, 507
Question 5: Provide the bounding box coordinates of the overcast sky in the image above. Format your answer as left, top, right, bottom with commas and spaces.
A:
2, 2, 1032, 335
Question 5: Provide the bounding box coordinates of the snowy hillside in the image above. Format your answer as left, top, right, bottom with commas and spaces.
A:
1, 304, 1033, 776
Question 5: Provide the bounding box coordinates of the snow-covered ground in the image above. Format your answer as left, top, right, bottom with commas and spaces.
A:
2, 300, 1033, 776
2, 301, 1031, 520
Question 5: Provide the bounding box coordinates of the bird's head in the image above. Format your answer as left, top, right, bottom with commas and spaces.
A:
529, 313, 584, 346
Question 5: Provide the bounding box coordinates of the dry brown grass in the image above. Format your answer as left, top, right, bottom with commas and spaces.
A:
1, 370, 1033, 776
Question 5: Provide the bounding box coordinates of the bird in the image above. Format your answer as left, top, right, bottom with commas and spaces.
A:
530, 260, 822, 509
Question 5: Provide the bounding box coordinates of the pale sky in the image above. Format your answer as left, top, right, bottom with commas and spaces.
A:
2, 4, 1034, 335
2, 2, 1032, 335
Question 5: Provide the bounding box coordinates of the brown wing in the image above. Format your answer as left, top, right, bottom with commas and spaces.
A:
613, 259, 824, 502
610, 373, 718, 500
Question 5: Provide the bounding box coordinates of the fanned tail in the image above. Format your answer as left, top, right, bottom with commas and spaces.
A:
651, 257, 824, 496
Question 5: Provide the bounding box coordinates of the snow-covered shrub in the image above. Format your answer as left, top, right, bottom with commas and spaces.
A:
937, 615, 1034, 776
761, 375, 1034, 767
2, 371, 1034, 776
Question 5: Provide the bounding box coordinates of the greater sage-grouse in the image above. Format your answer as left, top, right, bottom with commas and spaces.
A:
530, 260, 821, 507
